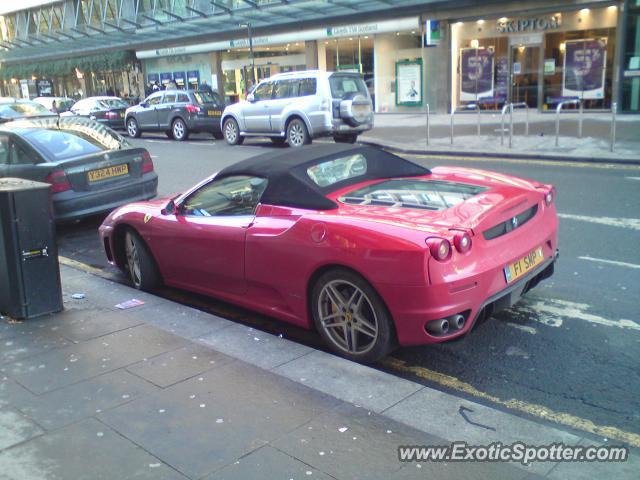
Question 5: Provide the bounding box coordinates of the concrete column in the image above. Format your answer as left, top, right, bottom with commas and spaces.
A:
209, 51, 225, 95
305, 40, 319, 69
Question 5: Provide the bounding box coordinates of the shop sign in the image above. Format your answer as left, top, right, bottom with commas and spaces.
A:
327, 18, 418, 38
36, 79, 53, 96
460, 47, 494, 101
160, 72, 173, 86
396, 59, 423, 107
562, 38, 607, 99
496, 16, 561, 34
187, 70, 200, 83
424, 20, 440, 47
147, 73, 159, 84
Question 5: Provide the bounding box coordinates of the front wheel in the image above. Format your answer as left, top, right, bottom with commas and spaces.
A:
286, 118, 310, 147
333, 134, 358, 144
126, 117, 141, 138
124, 230, 161, 291
172, 118, 189, 141
223, 118, 244, 145
311, 268, 395, 363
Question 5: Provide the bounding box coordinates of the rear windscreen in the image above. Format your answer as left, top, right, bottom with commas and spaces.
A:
98, 98, 129, 109
329, 74, 368, 99
24, 124, 123, 160
194, 91, 222, 104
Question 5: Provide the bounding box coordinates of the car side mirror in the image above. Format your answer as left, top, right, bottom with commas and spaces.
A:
246, 93, 255, 102
140, 102, 148, 108
161, 199, 176, 215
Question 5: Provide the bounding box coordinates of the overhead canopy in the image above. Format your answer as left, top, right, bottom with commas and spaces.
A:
0, 0, 434, 66
217, 144, 430, 210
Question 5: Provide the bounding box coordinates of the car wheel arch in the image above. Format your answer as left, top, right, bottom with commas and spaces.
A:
285, 114, 312, 137
112, 223, 161, 277
305, 263, 395, 332
222, 113, 242, 131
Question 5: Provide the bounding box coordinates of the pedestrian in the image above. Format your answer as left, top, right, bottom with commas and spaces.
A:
51, 99, 58, 114
200, 79, 213, 94
152, 82, 160, 92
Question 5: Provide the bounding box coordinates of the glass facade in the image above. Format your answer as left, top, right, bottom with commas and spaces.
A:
622, 0, 640, 112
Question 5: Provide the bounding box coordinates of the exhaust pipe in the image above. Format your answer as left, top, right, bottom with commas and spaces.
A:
426, 318, 450, 335
448, 314, 466, 330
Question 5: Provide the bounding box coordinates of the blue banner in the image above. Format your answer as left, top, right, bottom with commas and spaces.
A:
173, 71, 186, 87
147, 73, 159, 84
160, 72, 173, 85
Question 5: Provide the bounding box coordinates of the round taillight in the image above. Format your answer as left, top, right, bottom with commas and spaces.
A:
426, 238, 451, 261
454, 233, 472, 253
545, 191, 553, 205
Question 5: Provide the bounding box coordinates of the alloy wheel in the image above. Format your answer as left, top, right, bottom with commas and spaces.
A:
288, 122, 305, 147
225, 120, 237, 143
317, 280, 379, 355
127, 119, 137, 137
173, 119, 185, 140
124, 232, 142, 288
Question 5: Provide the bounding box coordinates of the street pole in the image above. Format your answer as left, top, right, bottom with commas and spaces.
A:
247, 23, 255, 86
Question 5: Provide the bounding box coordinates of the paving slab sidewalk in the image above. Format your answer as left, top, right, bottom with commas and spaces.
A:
0, 264, 636, 479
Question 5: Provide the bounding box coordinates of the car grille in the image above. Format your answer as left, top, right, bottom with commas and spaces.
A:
482, 204, 538, 240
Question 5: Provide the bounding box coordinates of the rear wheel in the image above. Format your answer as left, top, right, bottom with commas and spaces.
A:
223, 117, 244, 145
172, 118, 189, 141
124, 230, 161, 291
333, 134, 358, 144
286, 118, 310, 147
126, 117, 141, 138
311, 268, 395, 363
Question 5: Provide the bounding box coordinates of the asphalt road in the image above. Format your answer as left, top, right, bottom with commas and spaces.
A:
57, 132, 640, 442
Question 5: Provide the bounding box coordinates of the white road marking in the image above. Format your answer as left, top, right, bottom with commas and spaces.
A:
626, 177, 640, 180
512, 298, 640, 331
505, 323, 537, 335
578, 256, 640, 269
557, 213, 640, 231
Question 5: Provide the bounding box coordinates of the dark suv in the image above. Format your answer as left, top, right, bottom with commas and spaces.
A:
125, 89, 225, 141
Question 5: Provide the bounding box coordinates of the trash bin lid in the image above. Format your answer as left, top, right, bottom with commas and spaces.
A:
0, 177, 51, 192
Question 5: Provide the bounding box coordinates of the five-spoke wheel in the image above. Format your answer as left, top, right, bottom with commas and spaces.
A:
124, 230, 161, 291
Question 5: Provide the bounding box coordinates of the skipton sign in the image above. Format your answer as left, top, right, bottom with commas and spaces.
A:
496, 16, 561, 34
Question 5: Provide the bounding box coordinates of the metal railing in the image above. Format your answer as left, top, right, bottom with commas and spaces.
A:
425, 104, 430, 147
450, 106, 457, 145
500, 102, 529, 148
555, 99, 583, 147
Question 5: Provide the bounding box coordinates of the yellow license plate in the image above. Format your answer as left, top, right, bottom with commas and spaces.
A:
207, 110, 221, 116
87, 164, 129, 182
504, 247, 544, 283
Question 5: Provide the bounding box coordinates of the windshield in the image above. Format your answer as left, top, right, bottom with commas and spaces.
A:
340, 179, 488, 211
22, 120, 125, 160
98, 98, 129, 109
0, 101, 51, 118
329, 74, 368, 99
194, 91, 222, 104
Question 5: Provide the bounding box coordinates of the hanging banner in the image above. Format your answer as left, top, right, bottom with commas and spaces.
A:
562, 39, 607, 99
460, 47, 494, 101
495, 56, 509, 99
159, 72, 173, 86
147, 73, 159, 84
173, 71, 186, 88
36, 79, 53, 96
395, 59, 423, 106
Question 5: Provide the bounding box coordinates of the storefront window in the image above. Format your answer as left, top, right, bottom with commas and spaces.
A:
622, 1, 640, 112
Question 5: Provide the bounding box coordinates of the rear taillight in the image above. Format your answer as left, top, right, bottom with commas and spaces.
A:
544, 187, 556, 206
453, 232, 472, 254
426, 237, 451, 261
141, 151, 154, 174
45, 169, 71, 193
105, 111, 119, 119
185, 104, 201, 113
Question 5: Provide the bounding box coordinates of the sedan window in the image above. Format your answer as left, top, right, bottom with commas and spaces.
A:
252, 82, 274, 101
145, 94, 163, 106
23, 126, 120, 161
177, 93, 190, 103
163, 94, 177, 104
273, 80, 299, 99
0, 134, 8, 164
181, 175, 268, 217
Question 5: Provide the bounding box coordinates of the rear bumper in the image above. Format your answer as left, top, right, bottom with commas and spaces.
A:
187, 116, 222, 132
379, 233, 558, 347
96, 118, 126, 129
53, 173, 158, 221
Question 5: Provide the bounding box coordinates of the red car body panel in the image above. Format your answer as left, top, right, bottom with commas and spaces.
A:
99, 161, 558, 347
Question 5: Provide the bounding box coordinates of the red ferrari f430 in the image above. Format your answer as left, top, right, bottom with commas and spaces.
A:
99, 145, 558, 362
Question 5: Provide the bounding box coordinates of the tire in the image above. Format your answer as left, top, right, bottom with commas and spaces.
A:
124, 229, 161, 291
333, 134, 358, 144
311, 268, 395, 363
165, 130, 174, 139
223, 117, 244, 145
126, 117, 141, 138
213, 131, 224, 140
172, 118, 189, 141
270, 137, 286, 145
286, 118, 310, 148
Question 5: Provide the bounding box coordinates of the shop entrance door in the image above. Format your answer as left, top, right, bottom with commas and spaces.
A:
510, 45, 540, 108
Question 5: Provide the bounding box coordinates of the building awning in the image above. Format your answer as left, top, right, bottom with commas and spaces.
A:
0, 51, 136, 80
0, 0, 434, 66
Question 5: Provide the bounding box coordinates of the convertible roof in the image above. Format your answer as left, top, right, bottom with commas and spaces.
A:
217, 144, 430, 210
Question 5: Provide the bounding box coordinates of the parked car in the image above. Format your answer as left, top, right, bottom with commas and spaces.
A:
221, 70, 374, 147
125, 89, 225, 141
34, 96, 75, 114
0, 98, 58, 123
99, 144, 558, 362
0, 117, 157, 221
62, 96, 129, 129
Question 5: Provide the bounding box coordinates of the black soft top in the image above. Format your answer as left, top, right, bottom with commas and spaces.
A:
217, 144, 430, 210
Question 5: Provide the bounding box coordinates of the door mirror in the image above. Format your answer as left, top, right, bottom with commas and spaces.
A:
246, 93, 255, 103
161, 198, 176, 215
140, 102, 148, 108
